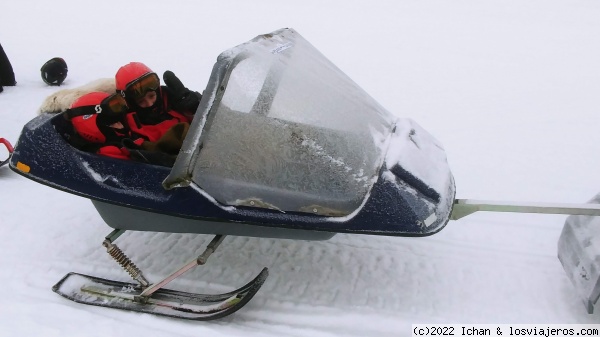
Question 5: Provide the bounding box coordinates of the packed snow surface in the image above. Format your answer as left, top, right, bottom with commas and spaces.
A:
1, 1, 600, 336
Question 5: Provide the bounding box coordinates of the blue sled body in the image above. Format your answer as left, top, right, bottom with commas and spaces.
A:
10, 28, 455, 240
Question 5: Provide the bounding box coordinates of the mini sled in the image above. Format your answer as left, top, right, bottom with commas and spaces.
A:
9, 28, 456, 319
8, 28, 600, 318
0, 137, 13, 167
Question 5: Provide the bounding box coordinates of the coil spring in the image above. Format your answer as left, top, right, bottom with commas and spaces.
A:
103, 241, 149, 287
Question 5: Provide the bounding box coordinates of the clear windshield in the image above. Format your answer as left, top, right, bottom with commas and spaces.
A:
174, 29, 395, 216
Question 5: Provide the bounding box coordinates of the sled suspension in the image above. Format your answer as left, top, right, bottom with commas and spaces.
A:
139, 234, 225, 298
53, 229, 268, 320
102, 229, 229, 300
103, 230, 149, 287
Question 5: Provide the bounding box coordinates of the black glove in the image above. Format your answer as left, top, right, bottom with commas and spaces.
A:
121, 138, 142, 150
129, 149, 176, 167
163, 70, 186, 95
163, 70, 202, 114
174, 90, 201, 114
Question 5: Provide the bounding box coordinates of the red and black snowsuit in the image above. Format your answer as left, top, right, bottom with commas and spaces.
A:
124, 86, 191, 143
66, 92, 144, 161
114, 62, 201, 166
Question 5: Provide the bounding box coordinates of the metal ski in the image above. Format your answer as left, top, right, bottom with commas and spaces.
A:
52, 230, 269, 320
52, 268, 268, 320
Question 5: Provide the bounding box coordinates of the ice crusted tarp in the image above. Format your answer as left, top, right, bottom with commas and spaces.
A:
164, 28, 453, 219
559, 192, 600, 313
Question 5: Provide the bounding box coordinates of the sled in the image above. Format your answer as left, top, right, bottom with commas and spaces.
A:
9, 28, 455, 320
0, 137, 13, 168
7, 28, 599, 318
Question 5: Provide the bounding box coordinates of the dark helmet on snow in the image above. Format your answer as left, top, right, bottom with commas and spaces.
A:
41, 57, 68, 85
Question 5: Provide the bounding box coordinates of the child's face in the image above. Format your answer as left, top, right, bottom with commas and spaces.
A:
136, 90, 157, 108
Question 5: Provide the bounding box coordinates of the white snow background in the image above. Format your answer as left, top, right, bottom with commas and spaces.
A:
1, 0, 600, 336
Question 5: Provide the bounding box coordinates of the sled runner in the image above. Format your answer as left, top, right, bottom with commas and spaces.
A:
52, 231, 268, 320
7, 28, 599, 318
0, 138, 13, 168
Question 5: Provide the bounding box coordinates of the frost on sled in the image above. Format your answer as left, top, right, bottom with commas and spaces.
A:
15, 27, 600, 319
9, 28, 455, 320
7, 28, 456, 318
11, 28, 456, 238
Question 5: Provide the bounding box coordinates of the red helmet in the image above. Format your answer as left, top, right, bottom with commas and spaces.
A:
115, 62, 160, 104
68, 92, 128, 143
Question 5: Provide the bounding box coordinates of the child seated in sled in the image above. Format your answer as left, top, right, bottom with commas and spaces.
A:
51, 62, 202, 166
115, 62, 201, 143
63, 92, 135, 160
63, 91, 188, 167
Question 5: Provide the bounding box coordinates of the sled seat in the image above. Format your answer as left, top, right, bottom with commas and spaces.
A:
51, 113, 76, 143
51, 113, 103, 155
558, 193, 600, 313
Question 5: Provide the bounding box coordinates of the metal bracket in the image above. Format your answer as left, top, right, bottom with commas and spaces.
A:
451, 199, 600, 220
138, 234, 226, 299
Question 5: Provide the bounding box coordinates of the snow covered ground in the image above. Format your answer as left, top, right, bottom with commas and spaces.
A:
2, 0, 600, 336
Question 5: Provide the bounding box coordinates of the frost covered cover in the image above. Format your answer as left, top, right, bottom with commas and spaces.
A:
182, 29, 398, 216
2, 1, 600, 336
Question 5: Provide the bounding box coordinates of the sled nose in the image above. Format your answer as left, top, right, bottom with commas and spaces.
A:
558, 194, 600, 314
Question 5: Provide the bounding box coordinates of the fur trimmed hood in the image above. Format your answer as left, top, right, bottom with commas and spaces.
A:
38, 78, 115, 114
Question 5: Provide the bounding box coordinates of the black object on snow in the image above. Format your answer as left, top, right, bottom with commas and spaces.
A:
41, 57, 68, 86
0, 43, 16, 87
